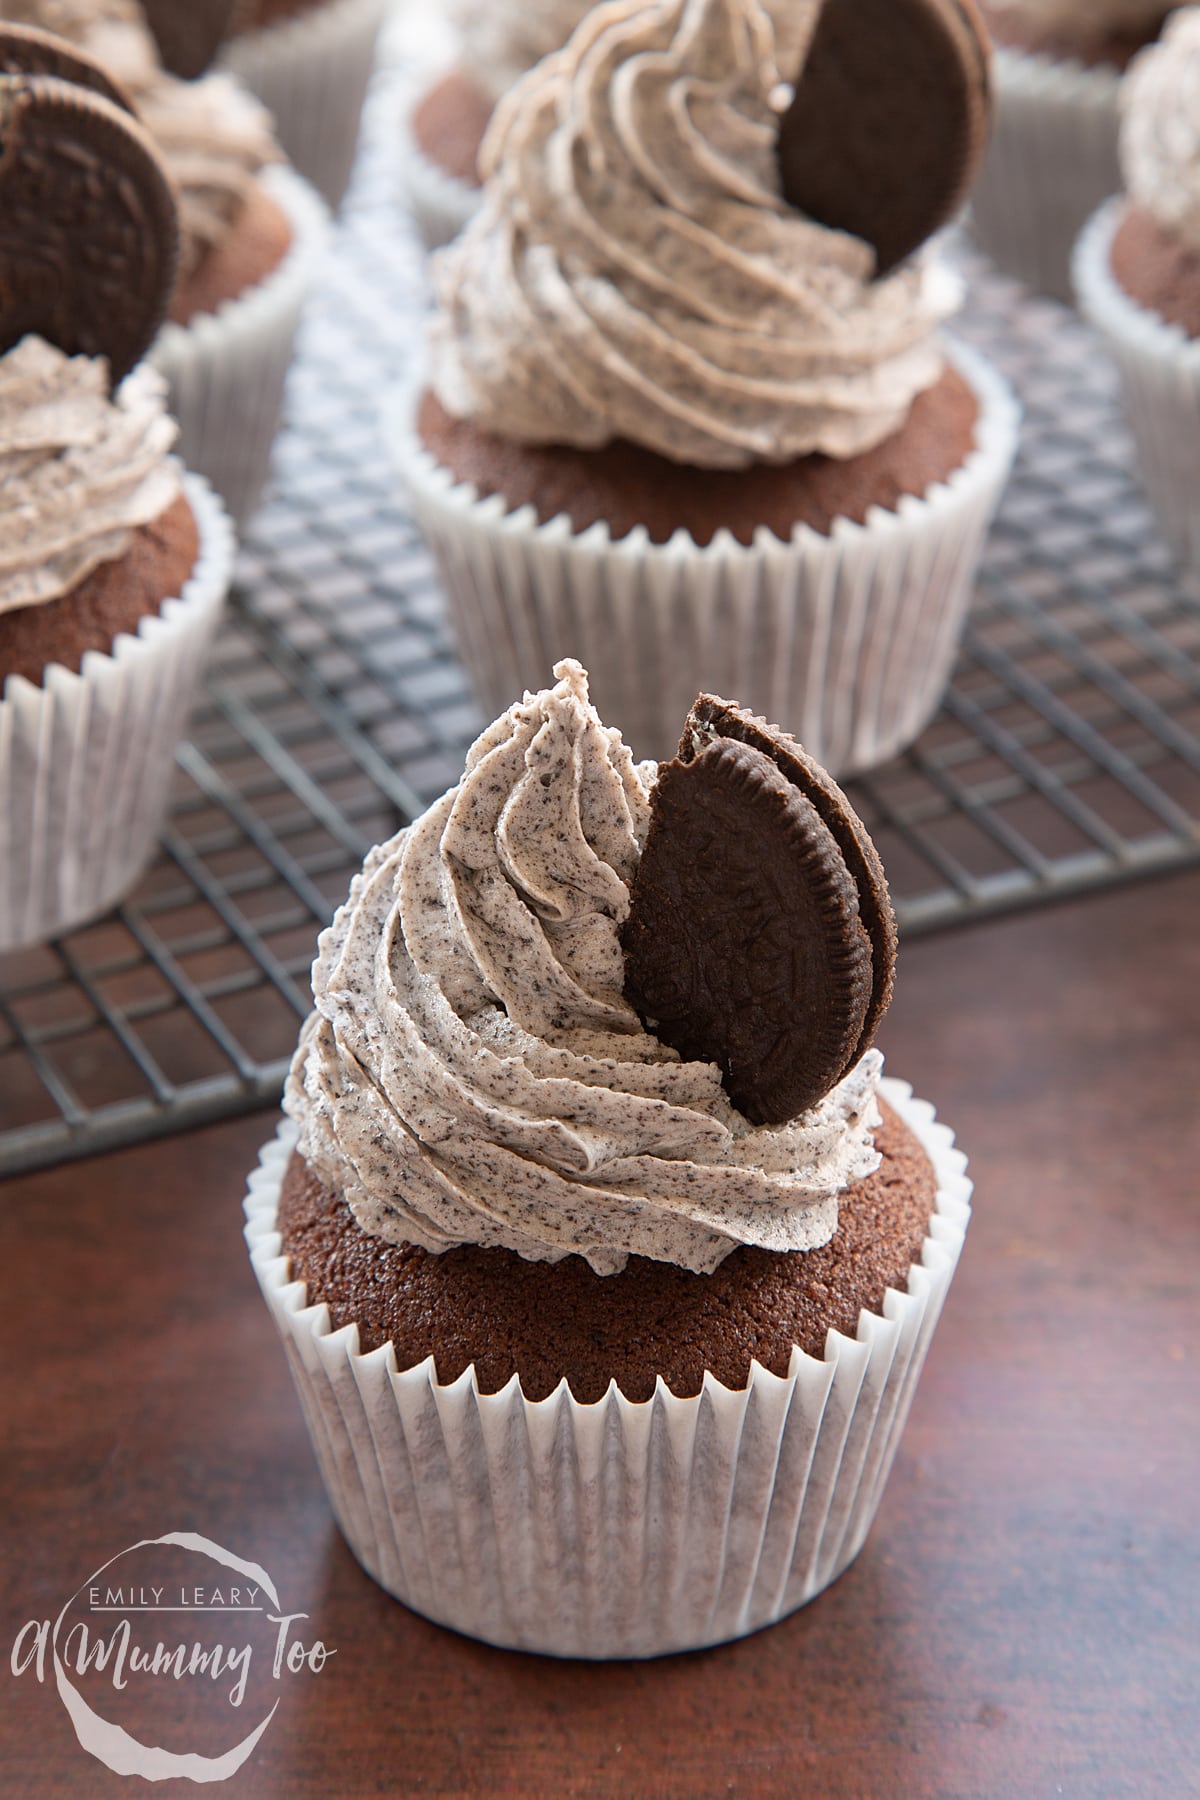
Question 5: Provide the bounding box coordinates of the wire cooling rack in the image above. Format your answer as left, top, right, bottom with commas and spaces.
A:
2, 65, 1199, 1177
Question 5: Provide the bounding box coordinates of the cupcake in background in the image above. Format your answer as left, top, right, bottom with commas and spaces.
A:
1, 0, 329, 524
971, 0, 1172, 301
402, 0, 595, 249
391, 0, 1019, 775
1074, 8, 1200, 573
0, 32, 233, 947
219, 0, 388, 208
246, 661, 973, 1657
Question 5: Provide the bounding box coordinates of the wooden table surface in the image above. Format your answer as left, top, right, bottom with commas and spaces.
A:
2, 871, 1197, 1799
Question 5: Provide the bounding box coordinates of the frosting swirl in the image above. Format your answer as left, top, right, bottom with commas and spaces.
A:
286, 661, 883, 1277
1121, 9, 1200, 251
430, 0, 958, 467
5, 0, 280, 278
984, 0, 1167, 44
0, 336, 181, 615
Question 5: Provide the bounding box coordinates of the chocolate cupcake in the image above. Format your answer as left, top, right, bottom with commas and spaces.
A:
391, 0, 1019, 774
971, 0, 1171, 300
1074, 9, 1200, 573
3, 1, 330, 523
245, 661, 972, 1658
401, 0, 595, 249
0, 44, 234, 948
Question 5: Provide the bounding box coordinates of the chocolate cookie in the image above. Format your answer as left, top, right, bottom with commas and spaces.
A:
0, 23, 133, 113
622, 697, 896, 1127
681, 695, 897, 1056
777, 0, 992, 276
139, 0, 239, 79
0, 69, 178, 383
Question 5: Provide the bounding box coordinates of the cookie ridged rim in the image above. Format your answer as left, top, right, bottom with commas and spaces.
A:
0, 22, 135, 114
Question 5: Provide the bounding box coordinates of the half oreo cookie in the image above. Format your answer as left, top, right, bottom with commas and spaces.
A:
621, 696, 896, 1127
0, 33, 179, 385
776, 0, 993, 276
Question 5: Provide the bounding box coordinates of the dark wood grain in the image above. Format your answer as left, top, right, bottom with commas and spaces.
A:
2, 873, 1198, 1799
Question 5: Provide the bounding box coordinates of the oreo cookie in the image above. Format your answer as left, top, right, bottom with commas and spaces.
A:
622, 697, 897, 1128
777, 0, 992, 276
0, 22, 134, 112
0, 44, 178, 385
139, 0, 239, 80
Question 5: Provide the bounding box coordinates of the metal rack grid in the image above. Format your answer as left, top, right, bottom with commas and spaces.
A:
2, 66, 1199, 1177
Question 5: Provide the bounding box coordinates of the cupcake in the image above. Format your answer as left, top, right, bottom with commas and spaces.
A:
402, 0, 595, 250
245, 661, 972, 1658
391, 0, 1019, 775
971, 0, 1172, 301
1, 1, 330, 524
1074, 9, 1200, 573
220, 0, 389, 209
0, 44, 234, 949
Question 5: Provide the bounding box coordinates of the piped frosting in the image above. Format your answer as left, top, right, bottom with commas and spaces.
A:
286, 661, 884, 1277
0, 336, 180, 615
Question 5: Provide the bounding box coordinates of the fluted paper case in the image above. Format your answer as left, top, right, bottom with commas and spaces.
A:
244, 1078, 971, 1659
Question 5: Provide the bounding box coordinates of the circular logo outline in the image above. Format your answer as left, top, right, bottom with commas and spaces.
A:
51, 1531, 281, 1782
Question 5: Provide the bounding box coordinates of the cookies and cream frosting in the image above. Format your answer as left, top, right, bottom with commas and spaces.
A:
1121, 9, 1200, 251
0, 336, 180, 615
3, 0, 280, 278
429, 0, 958, 468
286, 661, 884, 1277
983, 0, 1167, 44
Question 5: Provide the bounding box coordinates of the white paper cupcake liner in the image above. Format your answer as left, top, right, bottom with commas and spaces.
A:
0, 475, 234, 952
1074, 201, 1200, 574
388, 341, 1020, 773
149, 164, 329, 530
969, 46, 1123, 303
221, 0, 388, 208
245, 1078, 971, 1660
398, 80, 483, 251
